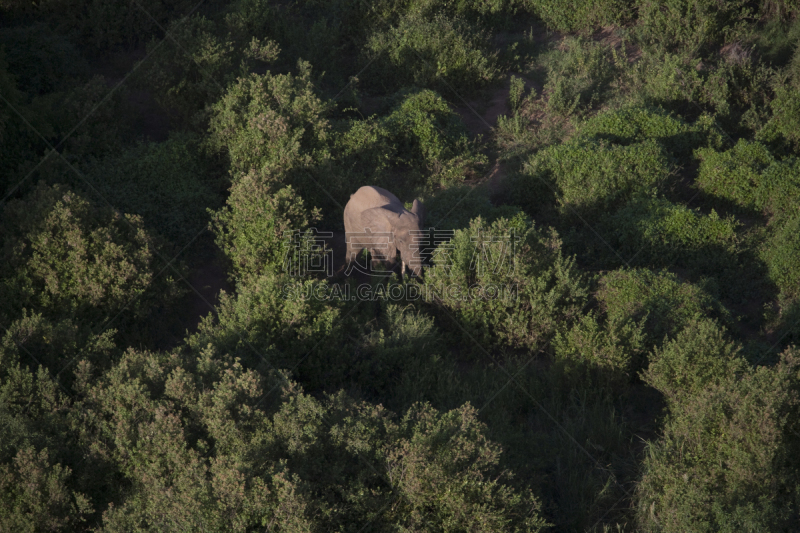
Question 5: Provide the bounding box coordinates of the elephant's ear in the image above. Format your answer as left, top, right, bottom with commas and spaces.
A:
360, 206, 396, 235
411, 199, 425, 225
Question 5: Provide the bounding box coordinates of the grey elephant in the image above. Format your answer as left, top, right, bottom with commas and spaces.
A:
344, 186, 425, 278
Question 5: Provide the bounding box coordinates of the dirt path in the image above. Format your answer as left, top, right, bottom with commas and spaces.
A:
452, 80, 511, 137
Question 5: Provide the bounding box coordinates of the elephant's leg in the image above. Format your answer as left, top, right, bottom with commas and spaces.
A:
370, 247, 393, 276
345, 242, 363, 275
345, 241, 352, 270
369, 248, 382, 273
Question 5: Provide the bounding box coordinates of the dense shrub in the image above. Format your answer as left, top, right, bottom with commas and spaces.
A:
0, 310, 115, 379
750, 13, 800, 66
596, 268, 731, 347
600, 197, 741, 270
578, 106, 723, 159
86, 132, 222, 246
186, 269, 343, 382
626, 49, 773, 129
0, 182, 182, 329
757, 84, 800, 155
346, 303, 461, 410
542, 37, 619, 116
208, 63, 331, 177
207, 62, 341, 215
635, 0, 754, 55
210, 171, 320, 281
762, 214, 800, 300
696, 141, 800, 220
508, 138, 670, 221
424, 215, 589, 353
381, 88, 487, 186
642, 317, 745, 402
637, 346, 800, 532
330, 116, 394, 187
755, 156, 800, 221
697, 58, 775, 132
552, 310, 646, 390
0, 446, 93, 532
625, 51, 704, 109
696, 139, 775, 209
521, 0, 631, 33
73, 346, 549, 531
137, 15, 236, 128
363, 11, 500, 94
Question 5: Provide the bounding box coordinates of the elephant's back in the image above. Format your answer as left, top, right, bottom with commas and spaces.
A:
348, 186, 401, 211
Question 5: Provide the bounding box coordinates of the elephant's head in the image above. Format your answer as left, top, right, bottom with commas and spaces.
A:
393, 199, 425, 277
359, 198, 425, 277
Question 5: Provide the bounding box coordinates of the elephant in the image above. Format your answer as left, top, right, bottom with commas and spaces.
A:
344, 186, 426, 278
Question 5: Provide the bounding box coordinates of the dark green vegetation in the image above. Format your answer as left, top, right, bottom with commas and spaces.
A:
2, 0, 800, 531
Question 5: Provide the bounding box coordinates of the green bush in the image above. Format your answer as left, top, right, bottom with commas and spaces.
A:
521, 0, 631, 32
635, 0, 754, 55
331, 116, 394, 181
424, 215, 589, 353
696, 141, 800, 220
208, 62, 331, 177
210, 172, 320, 281
626, 50, 704, 109
543, 37, 619, 116
552, 310, 646, 390
381, 88, 487, 186
698, 58, 774, 132
0, 310, 115, 378
208, 62, 339, 215
347, 303, 460, 410
0, 182, 183, 329
636, 347, 800, 532
762, 214, 800, 300
363, 11, 500, 94
600, 197, 741, 270
75, 345, 549, 531
512, 138, 670, 220
137, 15, 236, 128
186, 270, 343, 385
642, 317, 745, 403
626, 48, 773, 129
696, 139, 775, 209
750, 13, 800, 66
755, 156, 800, 221
578, 106, 723, 159
86, 132, 222, 246
757, 84, 800, 155
596, 268, 731, 347
0, 446, 93, 532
